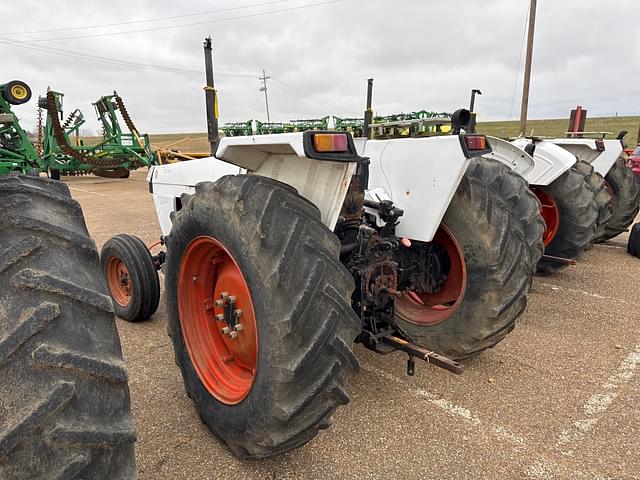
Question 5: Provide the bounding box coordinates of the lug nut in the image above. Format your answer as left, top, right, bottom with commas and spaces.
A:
229, 331, 238, 339
221, 326, 230, 335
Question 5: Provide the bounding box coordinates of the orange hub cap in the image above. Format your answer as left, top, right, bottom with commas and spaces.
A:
396, 225, 467, 326
106, 257, 132, 307
531, 187, 560, 246
178, 236, 258, 405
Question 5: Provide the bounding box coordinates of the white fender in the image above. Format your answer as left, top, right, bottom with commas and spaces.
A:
510, 138, 576, 186
548, 138, 622, 177
149, 133, 472, 243
356, 135, 470, 242
483, 136, 535, 179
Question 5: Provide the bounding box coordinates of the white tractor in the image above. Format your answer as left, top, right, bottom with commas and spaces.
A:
482, 136, 601, 274
547, 137, 640, 241
101, 108, 545, 457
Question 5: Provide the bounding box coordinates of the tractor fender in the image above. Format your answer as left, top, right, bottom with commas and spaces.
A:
482, 136, 535, 179
549, 138, 622, 177
511, 138, 576, 186
148, 158, 240, 235
149, 133, 357, 236
355, 135, 471, 243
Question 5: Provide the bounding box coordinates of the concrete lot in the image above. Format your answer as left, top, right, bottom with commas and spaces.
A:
68, 171, 640, 480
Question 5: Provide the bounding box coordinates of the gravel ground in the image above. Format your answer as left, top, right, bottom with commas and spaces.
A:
67, 171, 640, 480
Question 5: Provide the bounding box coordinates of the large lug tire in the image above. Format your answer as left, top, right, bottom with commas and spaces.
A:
628, 223, 640, 258
394, 159, 536, 360
474, 158, 545, 269
0, 176, 136, 479
601, 157, 640, 241
573, 161, 613, 245
533, 168, 599, 275
165, 175, 360, 459
101, 234, 160, 322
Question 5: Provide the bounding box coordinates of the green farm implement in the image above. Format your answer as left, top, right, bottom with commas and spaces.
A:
39, 90, 155, 178
0, 81, 41, 175
0, 79, 156, 179
220, 110, 452, 139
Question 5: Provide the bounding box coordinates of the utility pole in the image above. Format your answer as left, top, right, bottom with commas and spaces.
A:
519, 0, 537, 136
259, 69, 271, 122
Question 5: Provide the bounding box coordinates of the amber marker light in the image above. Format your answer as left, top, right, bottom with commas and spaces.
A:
313, 133, 349, 153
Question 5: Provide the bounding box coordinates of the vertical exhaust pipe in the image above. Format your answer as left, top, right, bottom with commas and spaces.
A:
363, 78, 374, 139
203, 37, 219, 155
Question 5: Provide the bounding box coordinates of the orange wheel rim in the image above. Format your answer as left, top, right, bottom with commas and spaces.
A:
531, 187, 560, 246
604, 181, 617, 208
106, 257, 132, 307
178, 236, 258, 405
396, 225, 467, 326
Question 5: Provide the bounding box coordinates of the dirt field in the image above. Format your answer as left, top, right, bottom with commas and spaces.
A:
67, 171, 640, 480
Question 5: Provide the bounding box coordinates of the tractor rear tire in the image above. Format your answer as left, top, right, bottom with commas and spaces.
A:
0, 175, 136, 479
628, 223, 640, 257
535, 168, 599, 275
101, 234, 160, 322
165, 175, 360, 459
394, 159, 536, 359
472, 157, 545, 269
601, 157, 640, 241
574, 161, 613, 245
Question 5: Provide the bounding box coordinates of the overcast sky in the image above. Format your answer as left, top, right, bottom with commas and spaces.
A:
2, 0, 638, 134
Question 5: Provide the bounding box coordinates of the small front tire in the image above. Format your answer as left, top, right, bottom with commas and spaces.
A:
101, 234, 160, 322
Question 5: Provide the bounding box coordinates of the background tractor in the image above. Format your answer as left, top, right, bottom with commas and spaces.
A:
484, 136, 601, 275
100, 45, 544, 458
547, 137, 640, 242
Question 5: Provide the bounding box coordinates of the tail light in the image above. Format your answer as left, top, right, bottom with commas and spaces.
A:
313, 133, 348, 153
595, 140, 605, 151
465, 135, 487, 150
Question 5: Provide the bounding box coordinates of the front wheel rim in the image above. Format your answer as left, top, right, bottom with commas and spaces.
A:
396, 225, 467, 326
178, 236, 258, 405
106, 257, 132, 307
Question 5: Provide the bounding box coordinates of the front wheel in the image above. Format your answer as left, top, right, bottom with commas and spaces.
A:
394, 159, 536, 359
165, 175, 360, 458
100, 234, 160, 322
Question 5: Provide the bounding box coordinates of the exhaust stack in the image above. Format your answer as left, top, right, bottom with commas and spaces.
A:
203, 37, 219, 155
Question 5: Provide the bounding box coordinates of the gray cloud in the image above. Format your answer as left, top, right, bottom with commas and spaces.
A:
2, 0, 638, 133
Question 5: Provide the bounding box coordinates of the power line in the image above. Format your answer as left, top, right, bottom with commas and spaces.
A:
20, 0, 342, 43
0, 37, 256, 77
0, 0, 291, 36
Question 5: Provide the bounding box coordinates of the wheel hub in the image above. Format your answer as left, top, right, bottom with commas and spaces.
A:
178, 236, 258, 405
396, 225, 467, 326
106, 257, 132, 307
